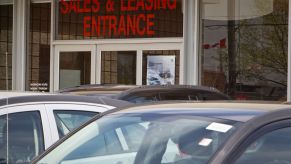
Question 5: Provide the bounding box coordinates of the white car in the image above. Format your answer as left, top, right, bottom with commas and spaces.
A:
0, 92, 131, 164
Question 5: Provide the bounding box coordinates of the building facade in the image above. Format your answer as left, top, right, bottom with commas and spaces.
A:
0, 0, 289, 101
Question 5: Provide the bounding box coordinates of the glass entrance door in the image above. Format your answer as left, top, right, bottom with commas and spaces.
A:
53, 45, 96, 91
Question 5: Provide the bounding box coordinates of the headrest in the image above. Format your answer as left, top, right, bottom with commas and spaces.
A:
177, 127, 212, 156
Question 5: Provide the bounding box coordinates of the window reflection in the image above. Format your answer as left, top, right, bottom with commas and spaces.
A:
27, 3, 51, 92
201, 0, 288, 101
59, 51, 91, 89
101, 51, 136, 85
0, 5, 12, 90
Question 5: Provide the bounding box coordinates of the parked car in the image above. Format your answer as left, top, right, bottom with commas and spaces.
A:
114, 85, 231, 103
33, 101, 291, 164
0, 92, 131, 164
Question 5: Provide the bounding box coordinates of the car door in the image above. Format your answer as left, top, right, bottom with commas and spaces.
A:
213, 119, 291, 164
205, 108, 291, 164
44, 103, 112, 145
209, 113, 291, 164
0, 104, 50, 163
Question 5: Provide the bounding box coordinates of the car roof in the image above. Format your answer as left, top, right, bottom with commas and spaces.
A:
115, 85, 228, 97
0, 91, 132, 108
107, 101, 291, 122
0, 91, 52, 99
57, 84, 137, 95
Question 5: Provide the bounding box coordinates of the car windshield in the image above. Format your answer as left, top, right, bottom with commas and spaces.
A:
35, 110, 240, 164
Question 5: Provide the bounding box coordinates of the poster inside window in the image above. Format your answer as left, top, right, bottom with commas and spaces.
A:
147, 56, 175, 85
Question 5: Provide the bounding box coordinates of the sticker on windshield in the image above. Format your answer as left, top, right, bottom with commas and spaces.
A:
206, 122, 233, 133
199, 138, 213, 147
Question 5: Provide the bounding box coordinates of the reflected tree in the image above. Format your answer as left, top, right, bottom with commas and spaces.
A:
238, 0, 288, 88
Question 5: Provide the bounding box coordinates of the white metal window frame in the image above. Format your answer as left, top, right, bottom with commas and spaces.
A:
183, 0, 200, 85
51, 39, 183, 91
53, 44, 97, 91
0, 0, 13, 5
96, 41, 184, 85
288, 0, 291, 102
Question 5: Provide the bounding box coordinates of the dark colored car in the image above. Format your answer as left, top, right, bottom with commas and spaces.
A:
114, 85, 231, 103
57, 84, 137, 97
33, 101, 291, 164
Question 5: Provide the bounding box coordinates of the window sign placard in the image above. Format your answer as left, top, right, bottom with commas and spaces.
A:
147, 55, 175, 85
57, 0, 183, 39
59, 69, 81, 89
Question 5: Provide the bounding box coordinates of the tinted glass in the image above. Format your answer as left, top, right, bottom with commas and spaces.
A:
236, 127, 291, 164
63, 133, 106, 160
101, 51, 136, 85
8, 111, 44, 163
62, 130, 123, 160
0, 5, 13, 90
124, 92, 159, 103
0, 115, 7, 163
198, 91, 229, 100
160, 92, 190, 100
104, 130, 123, 154
59, 51, 91, 89
37, 110, 239, 164
54, 110, 97, 137
26, 3, 51, 92
121, 124, 147, 151
201, 0, 288, 101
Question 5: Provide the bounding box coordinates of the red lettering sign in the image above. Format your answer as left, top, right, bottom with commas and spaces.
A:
60, 0, 177, 37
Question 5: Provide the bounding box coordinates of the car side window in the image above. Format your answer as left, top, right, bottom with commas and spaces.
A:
0, 115, 7, 163
159, 92, 191, 100
64, 133, 107, 160
62, 124, 148, 161
121, 124, 146, 151
7, 111, 44, 163
126, 93, 159, 103
104, 130, 123, 154
63, 130, 123, 161
54, 111, 97, 138
198, 91, 228, 100
235, 127, 291, 164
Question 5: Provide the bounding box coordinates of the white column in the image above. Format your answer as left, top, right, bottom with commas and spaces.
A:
136, 50, 143, 85
50, 0, 55, 92
183, 0, 200, 85
288, 0, 291, 102
12, 0, 28, 90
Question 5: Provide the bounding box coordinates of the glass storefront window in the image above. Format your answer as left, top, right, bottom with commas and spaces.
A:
55, 0, 183, 40
142, 50, 180, 85
26, 3, 51, 92
101, 51, 136, 85
59, 51, 91, 89
0, 5, 12, 90
201, 0, 288, 101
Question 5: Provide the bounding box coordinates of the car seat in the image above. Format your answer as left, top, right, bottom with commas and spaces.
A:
173, 127, 213, 164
